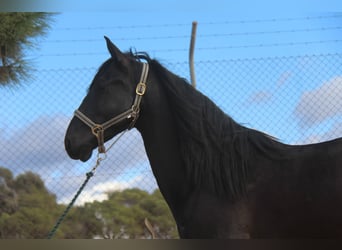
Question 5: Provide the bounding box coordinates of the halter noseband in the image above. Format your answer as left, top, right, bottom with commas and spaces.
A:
74, 62, 149, 154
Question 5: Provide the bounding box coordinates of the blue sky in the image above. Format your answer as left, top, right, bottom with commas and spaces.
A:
16, 8, 342, 136
1, 1, 342, 204
29, 7, 342, 69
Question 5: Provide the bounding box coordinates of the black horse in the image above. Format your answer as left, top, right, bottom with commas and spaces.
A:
65, 37, 342, 238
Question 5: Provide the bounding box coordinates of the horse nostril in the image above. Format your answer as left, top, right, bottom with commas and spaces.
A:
64, 137, 79, 159
65, 137, 72, 152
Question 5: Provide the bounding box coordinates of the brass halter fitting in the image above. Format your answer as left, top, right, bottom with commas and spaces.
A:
91, 125, 105, 153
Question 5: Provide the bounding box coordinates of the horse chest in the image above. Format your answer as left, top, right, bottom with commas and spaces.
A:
178, 192, 251, 238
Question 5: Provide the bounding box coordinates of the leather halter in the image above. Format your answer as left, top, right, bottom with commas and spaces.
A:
74, 62, 149, 153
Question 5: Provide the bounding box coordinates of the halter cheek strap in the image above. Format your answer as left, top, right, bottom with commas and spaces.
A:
74, 62, 149, 153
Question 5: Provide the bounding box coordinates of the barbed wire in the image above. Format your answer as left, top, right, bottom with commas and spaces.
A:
36, 52, 342, 71
54, 14, 342, 31
30, 39, 342, 57
44, 26, 342, 44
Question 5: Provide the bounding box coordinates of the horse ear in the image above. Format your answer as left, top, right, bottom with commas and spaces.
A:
104, 36, 125, 63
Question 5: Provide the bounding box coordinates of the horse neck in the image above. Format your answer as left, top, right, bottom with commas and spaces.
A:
135, 71, 188, 214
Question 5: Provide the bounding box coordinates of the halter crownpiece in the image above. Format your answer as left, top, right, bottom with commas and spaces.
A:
74, 62, 149, 153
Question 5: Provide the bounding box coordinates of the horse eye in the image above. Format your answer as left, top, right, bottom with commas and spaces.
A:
97, 78, 122, 89
113, 79, 130, 88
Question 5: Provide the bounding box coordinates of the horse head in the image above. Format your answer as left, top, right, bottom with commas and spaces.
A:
64, 37, 147, 161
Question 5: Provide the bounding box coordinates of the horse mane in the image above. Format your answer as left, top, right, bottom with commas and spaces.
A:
128, 51, 282, 200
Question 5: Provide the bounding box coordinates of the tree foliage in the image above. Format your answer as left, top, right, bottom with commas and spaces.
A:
0, 12, 54, 86
91, 188, 178, 239
0, 167, 178, 239
0, 168, 58, 238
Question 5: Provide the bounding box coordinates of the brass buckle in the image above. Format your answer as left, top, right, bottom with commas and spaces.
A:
91, 125, 106, 153
91, 124, 104, 137
136, 82, 146, 96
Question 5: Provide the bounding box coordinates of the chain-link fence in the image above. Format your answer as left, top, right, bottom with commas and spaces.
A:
0, 53, 341, 238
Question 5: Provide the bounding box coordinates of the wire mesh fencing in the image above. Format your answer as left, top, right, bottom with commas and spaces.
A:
0, 53, 341, 238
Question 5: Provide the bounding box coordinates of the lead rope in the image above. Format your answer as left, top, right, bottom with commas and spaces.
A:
47, 130, 127, 239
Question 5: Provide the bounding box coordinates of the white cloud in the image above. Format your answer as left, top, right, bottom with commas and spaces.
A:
0, 114, 71, 175
58, 175, 145, 206
245, 71, 292, 105
294, 76, 342, 128
276, 71, 292, 88
296, 122, 342, 144
58, 170, 158, 206
0, 114, 157, 205
246, 91, 273, 105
